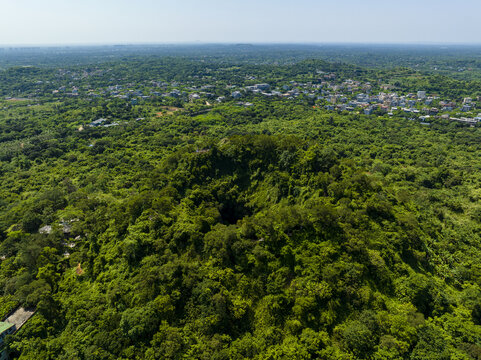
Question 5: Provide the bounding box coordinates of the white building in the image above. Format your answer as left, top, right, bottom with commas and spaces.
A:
231, 91, 242, 99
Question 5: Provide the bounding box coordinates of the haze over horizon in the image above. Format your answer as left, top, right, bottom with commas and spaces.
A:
1, 0, 480, 46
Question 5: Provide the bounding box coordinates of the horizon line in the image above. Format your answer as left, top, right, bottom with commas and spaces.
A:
2, 41, 481, 48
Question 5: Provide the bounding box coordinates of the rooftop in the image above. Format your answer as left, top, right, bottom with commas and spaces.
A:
0, 322, 14, 334
5, 308, 35, 331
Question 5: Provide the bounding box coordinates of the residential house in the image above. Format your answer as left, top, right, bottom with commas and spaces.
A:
89, 118, 107, 127
255, 84, 270, 91
231, 91, 242, 99
0, 307, 35, 360
417, 91, 427, 99
189, 93, 201, 101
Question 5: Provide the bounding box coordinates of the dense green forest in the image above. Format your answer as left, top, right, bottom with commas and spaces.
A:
1, 46, 481, 359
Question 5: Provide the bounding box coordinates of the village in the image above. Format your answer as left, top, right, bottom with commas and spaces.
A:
4, 68, 481, 127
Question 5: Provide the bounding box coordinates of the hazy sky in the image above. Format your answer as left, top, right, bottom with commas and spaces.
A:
0, 0, 480, 45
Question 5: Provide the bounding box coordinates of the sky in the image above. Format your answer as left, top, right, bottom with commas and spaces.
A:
0, 0, 480, 45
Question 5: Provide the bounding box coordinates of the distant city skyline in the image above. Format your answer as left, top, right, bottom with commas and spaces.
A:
1, 0, 480, 45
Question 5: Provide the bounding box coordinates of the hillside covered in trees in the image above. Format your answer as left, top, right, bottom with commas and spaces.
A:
1, 46, 481, 359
